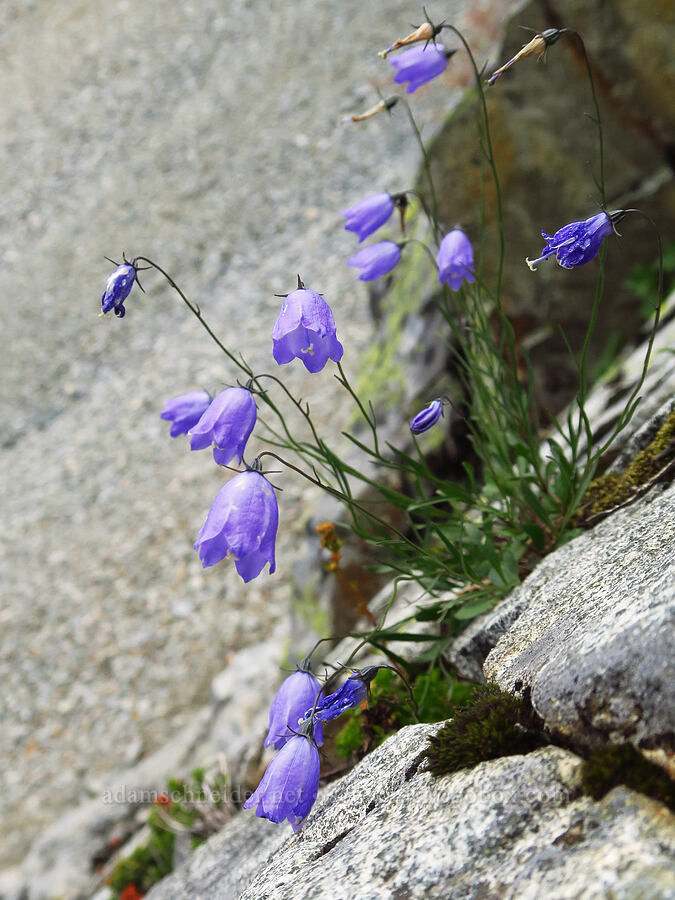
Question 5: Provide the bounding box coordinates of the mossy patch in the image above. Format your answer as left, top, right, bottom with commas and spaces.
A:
580, 743, 675, 811
574, 408, 675, 526
424, 683, 546, 777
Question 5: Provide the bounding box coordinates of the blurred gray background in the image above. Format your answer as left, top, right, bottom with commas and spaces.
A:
0, 0, 516, 865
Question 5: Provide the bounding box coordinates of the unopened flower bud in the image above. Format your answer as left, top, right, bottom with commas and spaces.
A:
341, 96, 399, 124
379, 20, 441, 58
487, 27, 566, 86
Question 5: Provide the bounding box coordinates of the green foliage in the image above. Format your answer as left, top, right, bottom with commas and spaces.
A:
108, 768, 229, 899
580, 743, 675, 811
574, 408, 675, 525
113, 24, 664, 686
334, 667, 476, 761
424, 683, 546, 777
107, 811, 174, 896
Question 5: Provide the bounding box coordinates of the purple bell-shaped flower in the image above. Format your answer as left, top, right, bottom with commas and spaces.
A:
193, 469, 278, 583
160, 391, 212, 438
437, 229, 475, 291
265, 669, 324, 750
243, 733, 320, 831
389, 43, 455, 93
526, 211, 619, 271
341, 193, 395, 242
188, 386, 257, 466
272, 283, 344, 374
348, 241, 401, 281
310, 667, 379, 722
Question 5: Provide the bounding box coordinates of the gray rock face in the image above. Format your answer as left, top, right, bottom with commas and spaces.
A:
485, 482, 675, 772
147, 724, 675, 900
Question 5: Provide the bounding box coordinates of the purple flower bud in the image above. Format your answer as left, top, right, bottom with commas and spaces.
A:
526, 211, 615, 271
101, 264, 136, 318
160, 391, 212, 438
410, 399, 444, 435
194, 470, 278, 583
243, 734, 320, 831
437, 229, 475, 291
311, 667, 379, 722
389, 43, 453, 93
348, 241, 401, 281
272, 288, 344, 374
188, 386, 257, 466
341, 193, 394, 242
265, 669, 324, 750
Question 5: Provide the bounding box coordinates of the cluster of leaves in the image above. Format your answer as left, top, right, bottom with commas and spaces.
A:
334, 667, 476, 762
107, 768, 229, 899
424, 683, 547, 777
114, 21, 662, 661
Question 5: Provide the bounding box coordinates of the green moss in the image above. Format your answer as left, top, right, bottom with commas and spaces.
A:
334, 667, 474, 761
581, 744, 675, 811
424, 683, 546, 777
575, 408, 675, 525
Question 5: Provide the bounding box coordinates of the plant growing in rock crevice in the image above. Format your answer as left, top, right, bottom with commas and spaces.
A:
574, 408, 675, 526
424, 683, 547, 776
96, 8, 665, 838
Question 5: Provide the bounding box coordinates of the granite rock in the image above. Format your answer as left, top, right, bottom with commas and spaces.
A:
147, 725, 675, 899
485, 482, 675, 773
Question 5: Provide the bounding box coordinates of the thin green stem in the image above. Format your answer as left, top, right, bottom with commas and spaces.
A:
568, 31, 606, 207
398, 97, 440, 245
135, 257, 253, 380
256, 450, 420, 554
403, 237, 440, 273
335, 361, 380, 456
578, 243, 608, 466
442, 25, 505, 302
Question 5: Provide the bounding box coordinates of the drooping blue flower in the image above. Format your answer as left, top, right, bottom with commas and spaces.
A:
437, 229, 475, 291
101, 263, 137, 318
160, 391, 212, 438
243, 733, 320, 831
188, 386, 257, 465
265, 669, 324, 750
389, 43, 455, 93
310, 667, 379, 722
272, 286, 344, 374
341, 193, 394, 242
348, 241, 401, 281
526, 211, 616, 271
410, 399, 444, 435
194, 470, 278, 583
